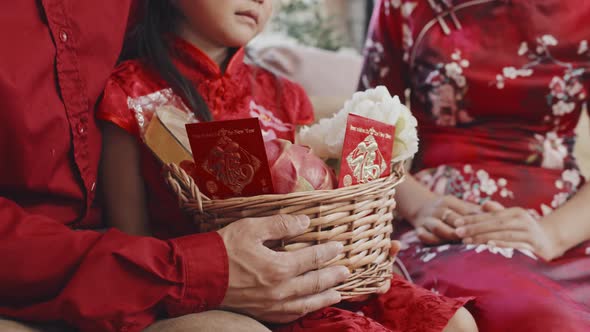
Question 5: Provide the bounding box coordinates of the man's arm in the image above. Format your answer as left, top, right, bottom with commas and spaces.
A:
0, 198, 229, 331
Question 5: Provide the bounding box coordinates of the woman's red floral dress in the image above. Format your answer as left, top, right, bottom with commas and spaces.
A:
361, 0, 590, 331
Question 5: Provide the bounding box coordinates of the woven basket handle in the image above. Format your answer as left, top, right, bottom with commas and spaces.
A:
163, 163, 207, 213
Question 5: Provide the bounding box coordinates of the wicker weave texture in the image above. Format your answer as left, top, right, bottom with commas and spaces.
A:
165, 163, 405, 299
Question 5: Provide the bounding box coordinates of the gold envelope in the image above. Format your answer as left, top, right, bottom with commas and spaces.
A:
143, 106, 194, 165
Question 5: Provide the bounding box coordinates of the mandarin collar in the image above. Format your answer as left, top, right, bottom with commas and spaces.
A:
170, 36, 246, 79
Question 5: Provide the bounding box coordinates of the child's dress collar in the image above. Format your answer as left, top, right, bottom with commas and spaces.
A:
169, 36, 246, 78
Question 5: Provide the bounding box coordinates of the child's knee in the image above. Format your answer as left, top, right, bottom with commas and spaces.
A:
443, 307, 478, 332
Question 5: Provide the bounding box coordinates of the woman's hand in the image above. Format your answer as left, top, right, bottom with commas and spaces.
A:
454, 201, 564, 261
411, 195, 482, 245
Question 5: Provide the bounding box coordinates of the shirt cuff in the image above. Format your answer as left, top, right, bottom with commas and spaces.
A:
165, 231, 229, 316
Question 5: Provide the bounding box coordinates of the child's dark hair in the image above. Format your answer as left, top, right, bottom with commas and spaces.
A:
130, 0, 213, 121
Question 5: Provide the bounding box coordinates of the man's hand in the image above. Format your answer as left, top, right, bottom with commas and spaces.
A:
411, 195, 482, 245
218, 215, 350, 323
455, 201, 563, 260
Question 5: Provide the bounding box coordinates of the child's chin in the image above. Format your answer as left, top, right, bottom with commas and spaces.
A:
226, 30, 258, 46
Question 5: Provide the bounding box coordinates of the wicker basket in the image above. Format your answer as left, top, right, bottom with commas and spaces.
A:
164, 162, 405, 299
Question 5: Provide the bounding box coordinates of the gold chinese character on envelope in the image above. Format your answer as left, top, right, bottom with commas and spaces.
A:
338, 114, 395, 188
202, 135, 261, 194
346, 134, 387, 184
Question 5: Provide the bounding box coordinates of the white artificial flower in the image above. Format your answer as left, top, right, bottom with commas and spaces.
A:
297, 86, 419, 163
392, 98, 419, 162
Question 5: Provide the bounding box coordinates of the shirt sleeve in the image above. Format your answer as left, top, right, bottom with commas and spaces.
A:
358, 0, 409, 100
97, 76, 141, 136
0, 197, 228, 332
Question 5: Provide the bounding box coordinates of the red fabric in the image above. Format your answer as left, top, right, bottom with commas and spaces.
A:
361, 0, 590, 331
0, 2, 228, 331
274, 275, 471, 332
97, 36, 315, 239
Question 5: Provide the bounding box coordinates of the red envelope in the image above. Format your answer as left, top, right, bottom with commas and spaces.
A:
185, 118, 274, 199
338, 114, 395, 188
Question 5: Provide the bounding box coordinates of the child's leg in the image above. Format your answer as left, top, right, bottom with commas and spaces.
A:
145, 310, 271, 332
443, 307, 478, 332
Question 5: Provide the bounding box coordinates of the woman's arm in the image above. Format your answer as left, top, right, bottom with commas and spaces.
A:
395, 174, 439, 221
100, 122, 152, 236
540, 182, 590, 256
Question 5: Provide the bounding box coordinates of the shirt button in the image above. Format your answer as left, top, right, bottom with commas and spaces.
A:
59, 30, 68, 43
90, 182, 96, 192
77, 123, 85, 135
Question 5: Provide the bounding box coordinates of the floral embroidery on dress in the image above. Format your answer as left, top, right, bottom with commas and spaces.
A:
463, 244, 537, 260
360, 38, 389, 89
527, 168, 582, 218
528, 132, 568, 169
538, 168, 582, 216
361, 1, 418, 87
408, 242, 536, 264
578, 40, 589, 55
423, 50, 474, 126
412, 244, 452, 263
415, 164, 514, 204
493, 35, 588, 127
383, 0, 402, 15
547, 72, 586, 118
382, 1, 416, 62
